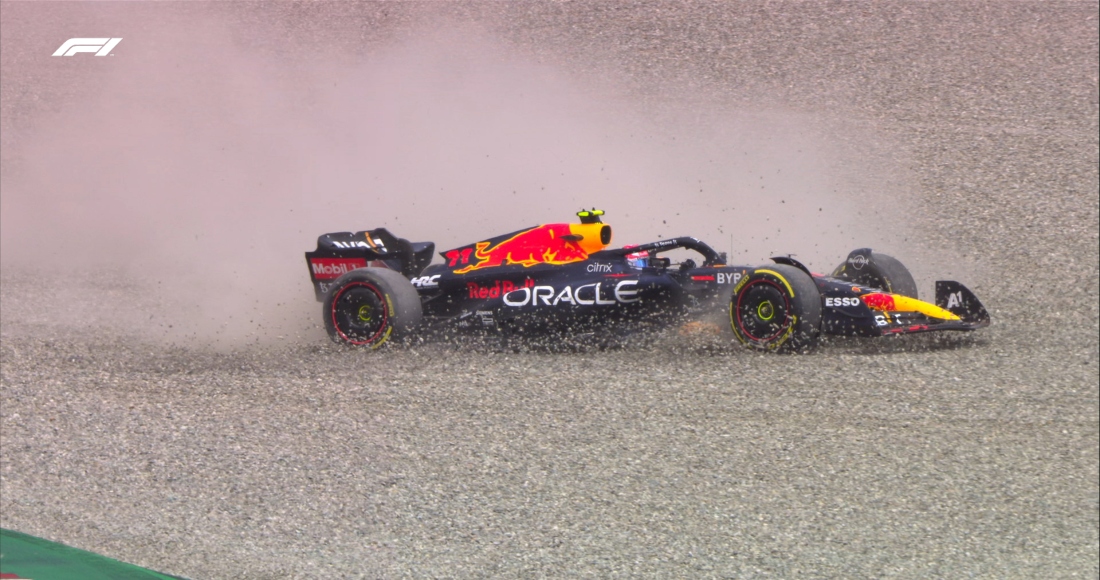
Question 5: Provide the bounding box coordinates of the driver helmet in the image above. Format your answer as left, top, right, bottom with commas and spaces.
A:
624, 244, 649, 268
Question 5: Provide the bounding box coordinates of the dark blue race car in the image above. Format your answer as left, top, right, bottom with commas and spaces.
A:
305, 210, 989, 352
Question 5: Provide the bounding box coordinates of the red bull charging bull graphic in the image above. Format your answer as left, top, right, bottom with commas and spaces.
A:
446, 223, 612, 274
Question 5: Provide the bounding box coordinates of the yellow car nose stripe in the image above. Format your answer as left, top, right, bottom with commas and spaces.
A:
863, 292, 961, 321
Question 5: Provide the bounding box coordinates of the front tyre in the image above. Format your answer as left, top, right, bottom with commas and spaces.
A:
730, 264, 821, 353
323, 267, 422, 347
832, 252, 918, 299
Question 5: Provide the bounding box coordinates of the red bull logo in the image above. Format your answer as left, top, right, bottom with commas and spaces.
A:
449, 223, 611, 274
467, 279, 535, 299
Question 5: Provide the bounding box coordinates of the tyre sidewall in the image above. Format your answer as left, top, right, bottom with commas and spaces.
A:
832, 252, 918, 299
730, 264, 822, 353
866, 253, 918, 299
322, 267, 423, 347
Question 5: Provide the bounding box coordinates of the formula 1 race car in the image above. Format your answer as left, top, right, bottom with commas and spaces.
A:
304, 210, 989, 352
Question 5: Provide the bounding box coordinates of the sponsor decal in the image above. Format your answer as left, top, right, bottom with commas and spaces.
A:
467, 279, 535, 299
331, 240, 371, 249
503, 280, 640, 307
690, 272, 740, 284
732, 273, 750, 294
329, 233, 386, 250
945, 291, 963, 310
450, 223, 607, 273
475, 309, 495, 327
330, 236, 385, 250
825, 296, 863, 308
861, 293, 896, 311
718, 272, 741, 285
311, 257, 367, 280
848, 254, 869, 270
587, 262, 613, 273
53, 37, 122, 56
410, 274, 441, 288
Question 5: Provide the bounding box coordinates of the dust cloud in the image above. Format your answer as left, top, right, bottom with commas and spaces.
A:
0, 5, 908, 348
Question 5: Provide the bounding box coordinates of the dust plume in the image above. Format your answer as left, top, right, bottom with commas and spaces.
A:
0, 4, 909, 348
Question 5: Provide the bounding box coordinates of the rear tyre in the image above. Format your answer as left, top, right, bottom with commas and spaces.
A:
833, 252, 918, 298
730, 264, 821, 353
323, 267, 422, 347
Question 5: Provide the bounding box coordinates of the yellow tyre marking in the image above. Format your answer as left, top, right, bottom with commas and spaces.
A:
732, 273, 749, 294
729, 302, 747, 345
754, 269, 794, 297
372, 326, 393, 350
768, 315, 797, 351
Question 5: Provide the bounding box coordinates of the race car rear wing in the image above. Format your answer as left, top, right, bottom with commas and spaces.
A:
304, 228, 434, 301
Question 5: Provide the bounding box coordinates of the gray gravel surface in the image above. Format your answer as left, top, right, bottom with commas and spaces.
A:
2, 2, 1098, 578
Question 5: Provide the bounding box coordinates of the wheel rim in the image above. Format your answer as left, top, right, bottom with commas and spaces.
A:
331, 282, 389, 345
757, 300, 776, 321
734, 279, 791, 342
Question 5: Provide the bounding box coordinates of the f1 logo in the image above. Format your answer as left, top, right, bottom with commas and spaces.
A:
53, 38, 122, 56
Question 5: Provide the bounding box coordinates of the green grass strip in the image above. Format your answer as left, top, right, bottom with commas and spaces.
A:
0, 528, 187, 580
